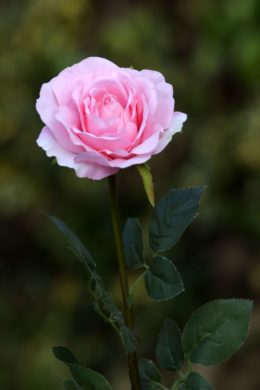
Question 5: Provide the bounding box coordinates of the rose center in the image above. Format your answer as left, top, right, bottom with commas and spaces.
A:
99, 94, 123, 120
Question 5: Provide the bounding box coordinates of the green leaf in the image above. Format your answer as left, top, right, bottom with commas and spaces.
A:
182, 299, 253, 365
138, 359, 161, 390
178, 372, 213, 390
63, 379, 83, 390
144, 256, 184, 301
53, 346, 79, 364
123, 218, 144, 269
137, 164, 155, 207
149, 187, 205, 252
49, 215, 95, 269
49, 216, 137, 353
91, 274, 137, 353
156, 319, 184, 371
53, 346, 113, 390
119, 322, 137, 353
69, 366, 112, 390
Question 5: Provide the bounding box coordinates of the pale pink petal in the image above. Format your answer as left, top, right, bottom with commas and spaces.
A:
137, 70, 174, 133
130, 94, 149, 146
49, 58, 118, 107
55, 106, 80, 131
72, 84, 87, 131
152, 82, 174, 129
108, 154, 152, 168
74, 151, 111, 167
102, 148, 129, 158
50, 71, 81, 106
75, 149, 152, 169
73, 127, 132, 151
88, 78, 128, 106
74, 160, 118, 180
140, 69, 166, 84
36, 83, 59, 129
131, 132, 159, 155
36, 126, 76, 168
154, 112, 187, 155
76, 57, 119, 76
55, 107, 86, 152
133, 76, 158, 115
36, 126, 117, 180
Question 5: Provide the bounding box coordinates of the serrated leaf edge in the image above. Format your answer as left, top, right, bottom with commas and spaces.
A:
182, 298, 253, 366
144, 256, 185, 302
149, 186, 206, 252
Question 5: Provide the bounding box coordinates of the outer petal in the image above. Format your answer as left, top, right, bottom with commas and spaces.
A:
36, 126, 118, 180
129, 68, 174, 130
153, 112, 187, 155
75, 150, 152, 169
49, 57, 119, 106
36, 126, 76, 168
74, 160, 118, 180
75, 57, 119, 76
152, 82, 174, 129
36, 83, 59, 129
140, 69, 166, 84
108, 153, 152, 168
131, 132, 160, 155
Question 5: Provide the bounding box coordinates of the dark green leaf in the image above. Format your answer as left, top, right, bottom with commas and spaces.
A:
49, 215, 95, 268
119, 323, 137, 353
63, 379, 83, 390
53, 346, 79, 365
145, 256, 184, 301
123, 218, 144, 269
91, 275, 137, 353
178, 372, 213, 390
182, 299, 253, 365
49, 216, 136, 354
149, 187, 205, 252
137, 164, 155, 207
69, 365, 112, 390
156, 319, 184, 371
52, 346, 112, 390
138, 359, 161, 390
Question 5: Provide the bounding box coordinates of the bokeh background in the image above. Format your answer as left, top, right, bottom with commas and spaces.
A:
1, 0, 260, 389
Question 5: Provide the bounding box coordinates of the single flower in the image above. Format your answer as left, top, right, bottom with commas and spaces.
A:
36, 57, 187, 180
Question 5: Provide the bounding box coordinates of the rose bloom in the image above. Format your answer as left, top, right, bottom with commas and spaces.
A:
36, 57, 187, 180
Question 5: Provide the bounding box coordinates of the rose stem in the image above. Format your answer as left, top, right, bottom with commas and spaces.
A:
108, 174, 141, 390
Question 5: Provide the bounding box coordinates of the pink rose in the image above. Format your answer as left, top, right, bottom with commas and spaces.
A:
36, 57, 187, 180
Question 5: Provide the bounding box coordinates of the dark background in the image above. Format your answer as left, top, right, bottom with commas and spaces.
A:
0, 0, 260, 389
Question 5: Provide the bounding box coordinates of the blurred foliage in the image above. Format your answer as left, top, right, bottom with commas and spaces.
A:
0, 0, 260, 389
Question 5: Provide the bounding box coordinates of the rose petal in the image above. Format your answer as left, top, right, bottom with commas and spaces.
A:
140, 69, 166, 84
73, 127, 133, 151
75, 150, 151, 169
36, 126, 117, 180
152, 82, 174, 129
36, 126, 76, 168
154, 112, 187, 155
74, 159, 118, 180
108, 153, 152, 168
131, 132, 160, 155
36, 83, 59, 129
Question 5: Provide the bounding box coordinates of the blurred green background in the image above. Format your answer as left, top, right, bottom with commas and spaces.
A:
0, 0, 260, 389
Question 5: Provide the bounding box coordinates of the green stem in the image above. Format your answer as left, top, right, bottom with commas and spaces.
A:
108, 175, 141, 390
